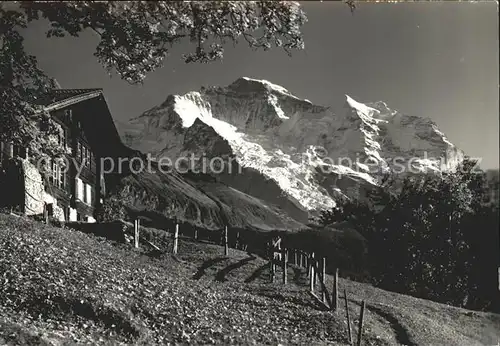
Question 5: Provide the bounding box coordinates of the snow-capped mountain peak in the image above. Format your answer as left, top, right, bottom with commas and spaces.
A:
346, 94, 381, 118
120, 77, 464, 213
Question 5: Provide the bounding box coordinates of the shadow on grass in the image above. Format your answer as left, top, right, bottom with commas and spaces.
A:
215, 255, 257, 282
366, 304, 416, 346
244, 263, 270, 283
192, 257, 227, 280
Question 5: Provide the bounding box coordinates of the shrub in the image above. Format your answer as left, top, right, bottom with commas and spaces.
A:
320, 159, 500, 312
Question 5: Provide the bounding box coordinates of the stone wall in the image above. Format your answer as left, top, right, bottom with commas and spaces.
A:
21, 160, 65, 221
21, 160, 44, 216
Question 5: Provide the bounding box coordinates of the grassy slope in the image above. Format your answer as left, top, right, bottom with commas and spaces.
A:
1, 214, 499, 345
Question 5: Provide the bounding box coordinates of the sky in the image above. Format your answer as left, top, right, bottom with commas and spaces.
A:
21, 1, 499, 169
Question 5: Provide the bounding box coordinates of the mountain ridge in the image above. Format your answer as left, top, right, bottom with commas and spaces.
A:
119, 77, 464, 214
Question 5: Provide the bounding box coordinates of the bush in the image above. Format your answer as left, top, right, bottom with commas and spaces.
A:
320, 159, 500, 312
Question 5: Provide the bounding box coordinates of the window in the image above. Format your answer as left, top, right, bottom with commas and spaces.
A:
77, 142, 82, 161
82, 144, 85, 165
48, 161, 66, 189
51, 161, 58, 184
84, 147, 91, 168
77, 141, 91, 168
59, 166, 66, 189
58, 128, 66, 149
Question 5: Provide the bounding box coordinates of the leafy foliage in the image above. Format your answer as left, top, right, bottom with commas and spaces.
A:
0, 5, 65, 169
20, 1, 308, 84
95, 195, 129, 223
320, 159, 500, 311
2, 1, 341, 162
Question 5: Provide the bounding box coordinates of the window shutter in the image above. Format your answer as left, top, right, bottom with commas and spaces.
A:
86, 184, 92, 204
76, 178, 84, 200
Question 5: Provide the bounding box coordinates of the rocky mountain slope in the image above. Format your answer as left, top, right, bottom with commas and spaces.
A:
120, 77, 464, 214
104, 155, 306, 232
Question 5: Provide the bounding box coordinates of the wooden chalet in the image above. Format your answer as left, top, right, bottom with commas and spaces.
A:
0, 88, 124, 222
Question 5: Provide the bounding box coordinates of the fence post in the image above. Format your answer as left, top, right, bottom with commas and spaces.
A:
313, 253, 317, 288
224, 226, 228, 256
307, 252, 311, 280
322, 257, 326, 303
332, 268, 339, 312
309, 253, 315, 292
345, 289, 353, 345
269, 243, 275, 283
356, 301, 366, 346
134, 219, 140, 249
282, 247, 288, 284
172, 223, 179, 254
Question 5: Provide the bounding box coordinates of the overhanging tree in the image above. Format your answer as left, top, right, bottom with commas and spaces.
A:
1, 1, 354, 164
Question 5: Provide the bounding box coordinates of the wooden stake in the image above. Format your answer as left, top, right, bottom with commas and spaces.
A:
270, 246, 275, 283
322, 257, 326, 303
309, 254, 315, 292
134, 219, 140, 249
224, 226, 228, 256
309, 291, 330, 310
315, 263, 333, 309
172, 223, 179, 254
332, 268, 339, 312
144, 238, 160, 251
345, 289, 353, 345
313, 253, 317, 288
282, 247, 288, 284
356, 301, 366, 346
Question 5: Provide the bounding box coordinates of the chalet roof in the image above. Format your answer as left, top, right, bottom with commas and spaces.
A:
29, 87, 126, 158
33, 88, 104, 110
